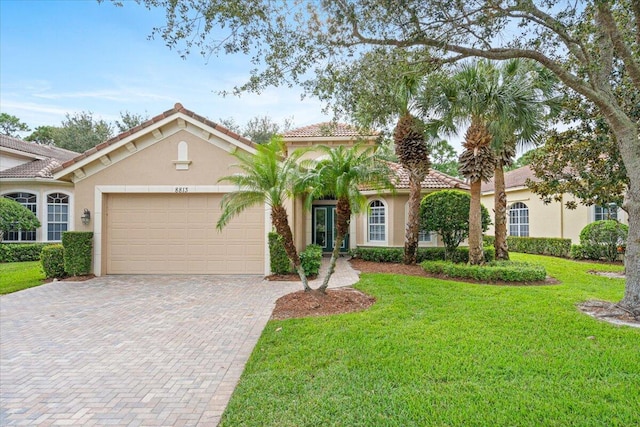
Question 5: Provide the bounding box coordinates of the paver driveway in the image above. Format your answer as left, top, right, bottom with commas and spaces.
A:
0, 275, 302, 426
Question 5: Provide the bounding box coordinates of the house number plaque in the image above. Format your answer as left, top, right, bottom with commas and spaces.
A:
174, 187, 189, 193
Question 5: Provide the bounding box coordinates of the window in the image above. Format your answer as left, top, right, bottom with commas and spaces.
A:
595, 203, 618, 221
3, 192, 37, 241
509, 202, 529, 237
47, 193, 69, 241
418, 229, 433, 242
368, 200, 386, 242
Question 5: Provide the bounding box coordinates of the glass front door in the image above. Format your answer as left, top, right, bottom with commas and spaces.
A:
313, 205, 349, 253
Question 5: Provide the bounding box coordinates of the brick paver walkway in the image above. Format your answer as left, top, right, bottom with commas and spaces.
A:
0, 257, 359, 426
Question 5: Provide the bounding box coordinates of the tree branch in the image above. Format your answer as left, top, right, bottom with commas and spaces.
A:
597, 1, 640, 90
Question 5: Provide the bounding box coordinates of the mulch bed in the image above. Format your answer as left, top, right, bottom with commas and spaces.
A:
349, 259, 560, 286
578, 300, 640, 328
271, 288, 376, 320
45, 274, 95, 283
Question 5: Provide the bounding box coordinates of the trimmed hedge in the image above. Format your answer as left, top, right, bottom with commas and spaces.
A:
62, 232, 93, 276
41, 244, 65, 279
484, 236, 571, 258
300, 244, 323, 277
268, 232, 292, 274
351, 246, 495, 264
0, 243, 53, 263
421, 260, 547, 282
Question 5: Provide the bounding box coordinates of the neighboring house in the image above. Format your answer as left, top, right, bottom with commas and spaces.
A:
481, 165, 629, 243
40, 103, 468, 276
0, 135, 79, 242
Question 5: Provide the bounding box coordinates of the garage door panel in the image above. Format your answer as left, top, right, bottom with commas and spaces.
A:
106, 193, 264, 274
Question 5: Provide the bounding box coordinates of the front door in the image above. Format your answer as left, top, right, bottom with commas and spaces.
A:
312, 205, 349, 253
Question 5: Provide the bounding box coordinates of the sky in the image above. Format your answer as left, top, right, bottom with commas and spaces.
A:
0, 0, 331, 136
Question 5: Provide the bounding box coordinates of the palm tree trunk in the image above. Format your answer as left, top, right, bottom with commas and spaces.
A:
271, 204, 310, 291
404, 172, 423, 265
318, 198, 350, 293
468, 179, 485, 265
493, 161, 510, 261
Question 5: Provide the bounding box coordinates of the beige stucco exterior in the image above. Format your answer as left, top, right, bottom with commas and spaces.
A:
55, 112, 267, 276
481, 186, 629, 243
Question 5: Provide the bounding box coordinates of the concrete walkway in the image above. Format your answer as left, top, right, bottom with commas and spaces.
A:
0, 258, 359, 426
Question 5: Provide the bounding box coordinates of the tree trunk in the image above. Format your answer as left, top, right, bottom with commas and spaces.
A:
318, 197, 351, 292
271, 204, 310, 291
468, 179, 485, 265
404, 171, 424, 265
614, 124, 640, 314
493, 161, 510, 261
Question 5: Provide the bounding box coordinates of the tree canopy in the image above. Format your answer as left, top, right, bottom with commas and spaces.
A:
0, 113, 30, 137
0, 198, 41, 242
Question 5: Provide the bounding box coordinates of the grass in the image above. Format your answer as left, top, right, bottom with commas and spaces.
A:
0, 261, 45, 294
221, 253, 638, 426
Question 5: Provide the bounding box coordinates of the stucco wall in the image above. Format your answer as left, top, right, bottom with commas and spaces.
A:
481, 187, 629, 243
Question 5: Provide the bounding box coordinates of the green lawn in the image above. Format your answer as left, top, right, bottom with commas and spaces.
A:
0, 261, 45, 294
221, 254, 638, 426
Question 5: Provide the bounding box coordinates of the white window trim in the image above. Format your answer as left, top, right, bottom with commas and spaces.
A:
404, 201, 437, 247
365, 198, 388, 246
508, 202, 529, 237
593, 203, 619, 222
44, 191, 73, 242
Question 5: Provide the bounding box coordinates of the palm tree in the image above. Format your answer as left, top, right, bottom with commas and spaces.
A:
217, 138, 311, 291
423, 60, 558, 264
304, 144, 392, 292
421, 62, 500, 265
490, 60, 559, 260
393, 77, 431, 265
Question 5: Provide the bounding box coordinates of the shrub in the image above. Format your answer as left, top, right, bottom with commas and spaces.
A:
351, 246, 495, 264
508, 236, 572, 258
421, 260, 546, 282
0, 198, 41, 241
420, 190, 491, 260
576, 220, 628, 262
300, 244, 322, 277
0, 243, 52, 262
268, 232, 292, 274
62, 232, 93, 276
41, 244, 65, 279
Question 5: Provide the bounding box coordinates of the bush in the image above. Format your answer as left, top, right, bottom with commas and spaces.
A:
41, 244, 65, 278
420, 190, 491, 260
421, 260, 547, 282
495, 236, 572, 258
351, 246, 495, 264
0, 243, 52, 262
576, 220, 628, 262
300, 244, 322, 277
62, 232, 93, 276
268, 232, 292, 274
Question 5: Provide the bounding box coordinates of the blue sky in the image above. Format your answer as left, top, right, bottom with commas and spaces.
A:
0, 0, 329, 134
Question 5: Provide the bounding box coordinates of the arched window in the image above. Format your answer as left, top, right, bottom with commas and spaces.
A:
509, 202, 529, 237
368, 200, 386, 242
3, 192, 37, 241
47, 193, 69, 241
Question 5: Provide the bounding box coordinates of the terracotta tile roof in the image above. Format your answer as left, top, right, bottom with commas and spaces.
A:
54, 103, 257, 172
385, 161, 470, 191
0, 135, 79, 179
283, 122, 378, 138
481, 165, 538, 193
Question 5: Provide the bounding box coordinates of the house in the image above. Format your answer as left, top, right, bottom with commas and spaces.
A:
481, 165, 629, 243
3, 104, 467, 276
0, 135, 79, 242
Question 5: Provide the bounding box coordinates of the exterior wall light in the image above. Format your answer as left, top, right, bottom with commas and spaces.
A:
81, 208, 91, 225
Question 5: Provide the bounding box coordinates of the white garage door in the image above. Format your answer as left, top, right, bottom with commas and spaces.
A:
106, 193, 264, 274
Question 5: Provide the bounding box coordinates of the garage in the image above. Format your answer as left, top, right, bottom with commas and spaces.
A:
105, 193, 264, 275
